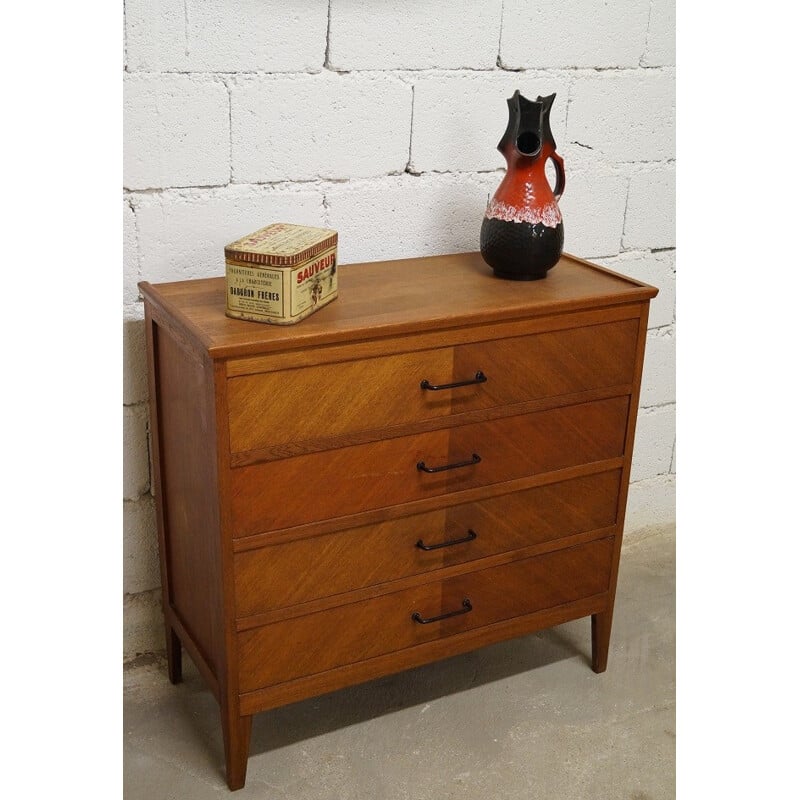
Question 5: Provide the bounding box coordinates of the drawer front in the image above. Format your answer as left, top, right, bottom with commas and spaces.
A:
230, 396, 628, 535
227, 319, 638, 456
234, 470, 621, 618
238, 537, 614, 692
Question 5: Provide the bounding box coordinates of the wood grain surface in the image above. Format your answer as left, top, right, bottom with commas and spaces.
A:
238, 537, 614, 692
229, 396, 629, 535
233, 470, 621, 619
227, 318, 638, 456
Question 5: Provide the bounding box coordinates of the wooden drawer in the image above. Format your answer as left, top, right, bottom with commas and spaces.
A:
227, 319, 639, 457
234, 470, 621, 618
238, 537, 614, 692
230, 395, 628, 535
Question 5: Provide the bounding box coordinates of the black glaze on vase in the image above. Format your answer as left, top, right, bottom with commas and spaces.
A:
480, 90, 566, 280
480, 218, 565, 281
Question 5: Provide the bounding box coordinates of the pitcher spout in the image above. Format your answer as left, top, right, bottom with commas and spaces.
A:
498, 90, 558, 160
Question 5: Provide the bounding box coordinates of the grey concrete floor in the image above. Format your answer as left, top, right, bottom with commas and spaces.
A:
124, 525, 675, 799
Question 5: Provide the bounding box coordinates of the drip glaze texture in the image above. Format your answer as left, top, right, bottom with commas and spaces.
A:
481, 90, 566, 280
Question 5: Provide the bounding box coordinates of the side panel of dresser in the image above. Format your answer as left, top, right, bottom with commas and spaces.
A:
591, 300, 652, 673
145, 304, 224, 699
144, 304, 252, 788
143, 306, 225, 694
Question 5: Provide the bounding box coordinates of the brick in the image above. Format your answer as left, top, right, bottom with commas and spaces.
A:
328, 1, 502, 70
623, 166, 676, 250
500, 0, 650, 69
125, 0, 327, 72
325, 173, 498, 265
642, 0, 676, 66
631, 405, 676, 482
124, 498, 160, 595
124, 74, 229, 190
231, 74, 411, 183
568, 70, 675, 162
123, 589, 163, 660
123, 406, 150, 500
124, 200, 139, 310
625, 474, 675, 534
557, 169, 628, 259
123, 319, 149, 406
597, 250, 675, 328
135, 187, 324, 284
640, 329, 675, 408
411, 73, 570, 173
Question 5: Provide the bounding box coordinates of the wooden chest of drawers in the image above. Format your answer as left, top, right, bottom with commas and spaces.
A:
139, 251, 657, 790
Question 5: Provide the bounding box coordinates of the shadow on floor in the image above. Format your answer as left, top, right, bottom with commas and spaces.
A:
242, 622, 588, 756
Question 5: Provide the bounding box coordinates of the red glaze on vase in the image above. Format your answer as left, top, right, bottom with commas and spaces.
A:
480, 91, 566, 280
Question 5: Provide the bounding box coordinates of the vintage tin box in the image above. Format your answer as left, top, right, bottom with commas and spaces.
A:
225, 223, 338, 325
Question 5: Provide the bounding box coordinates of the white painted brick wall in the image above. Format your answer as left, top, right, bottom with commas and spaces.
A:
640, 329, 676, 408
125, 0, 328, 73
558, 169, 629, 258
123, 320, 148, 406
642, 0, 676, 67
124, 589, 164, 658
124, 74, 230, 190
500, 0, 650, 69
624, 165, 676, 250
132, 187, 324, 285
328, 1, 503, 70
631, 406, 676, 482
123, 1, 676, 661
231, 74, 412, 182
123, 200, 139, 312
123, 498, 160, 595
597, 250, 675, 329
123, 406, 150, 500
568, 70, 675, 162
326, 173, 498, 264
411, 73, 570, 174
625, 475, 675, 535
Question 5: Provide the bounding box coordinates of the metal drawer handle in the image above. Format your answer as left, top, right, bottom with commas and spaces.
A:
416, 529, 477, 551
420, 371, 487, 391
417, 453, 481, 474
412, 599, 473, 625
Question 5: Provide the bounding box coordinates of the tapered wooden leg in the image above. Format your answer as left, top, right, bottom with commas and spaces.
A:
222, 706, 252, 791
591, 610, 613, 674
166, 626, 182, 684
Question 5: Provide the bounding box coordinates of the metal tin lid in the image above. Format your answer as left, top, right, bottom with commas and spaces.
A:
225, 223, 338, 267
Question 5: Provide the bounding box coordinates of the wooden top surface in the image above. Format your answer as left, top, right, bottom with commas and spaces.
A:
139, 251, 658, 359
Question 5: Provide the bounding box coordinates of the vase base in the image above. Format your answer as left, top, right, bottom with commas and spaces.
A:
480, 217, 564, 280
492, 270, 548, 281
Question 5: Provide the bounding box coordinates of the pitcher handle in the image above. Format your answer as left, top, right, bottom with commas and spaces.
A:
549, 152, 566, 200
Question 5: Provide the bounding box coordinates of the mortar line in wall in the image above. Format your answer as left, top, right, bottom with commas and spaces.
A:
225, 78, 233, 183
126, 196, 144, 294
124, 65, 672, 78
123, 169, 517, 197
496, 1, 505, 68
122, 158, 674, 198
183, 0, 190, 59
405, 84, 415, 172
123, 0, 127, 71
324, 0, 332, 69
640, 0, 655, 67
619, 175, 633, 251
629, 473, 675, 487
639, 400, 676, 412
321, 193, 331, 227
